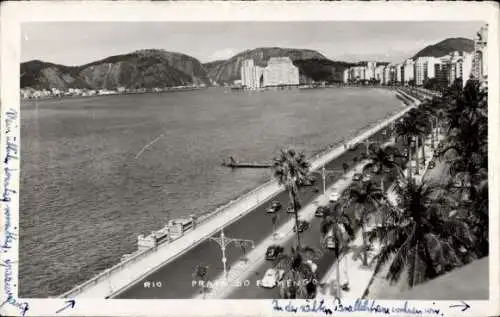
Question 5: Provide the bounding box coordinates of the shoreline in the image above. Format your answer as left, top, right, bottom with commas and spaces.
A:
21, 84, 401, 103
20, 86, 208, 102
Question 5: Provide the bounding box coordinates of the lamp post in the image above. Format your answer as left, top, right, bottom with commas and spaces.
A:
311, 164, 344, 197
209, 228, 255, 280
360, 139, 378, 156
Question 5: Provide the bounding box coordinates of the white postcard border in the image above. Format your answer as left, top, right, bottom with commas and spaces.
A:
1, 1, 499, 317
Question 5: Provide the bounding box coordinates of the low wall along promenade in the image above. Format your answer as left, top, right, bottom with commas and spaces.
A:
60, 90, 418, 299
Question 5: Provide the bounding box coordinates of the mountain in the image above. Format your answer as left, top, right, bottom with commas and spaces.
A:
412, 37, 474, 59
21, 49, 210, 90
202, 47, 335, 84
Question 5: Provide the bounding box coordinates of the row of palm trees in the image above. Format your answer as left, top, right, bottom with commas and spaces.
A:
271, 78, 488, 299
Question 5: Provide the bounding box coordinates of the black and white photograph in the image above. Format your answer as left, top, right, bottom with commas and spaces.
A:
1, 2, 499, 317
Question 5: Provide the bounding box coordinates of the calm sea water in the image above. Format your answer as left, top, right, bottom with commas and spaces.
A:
20, 87, 402, 297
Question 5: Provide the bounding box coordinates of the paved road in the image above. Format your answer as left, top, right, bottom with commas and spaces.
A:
227, 138, 408, 299
116, 126, 394, 299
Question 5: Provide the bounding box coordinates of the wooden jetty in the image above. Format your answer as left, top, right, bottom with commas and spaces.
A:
221, 156, 272, 169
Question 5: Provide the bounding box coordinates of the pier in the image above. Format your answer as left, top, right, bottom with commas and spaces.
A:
221, 157, 272, 169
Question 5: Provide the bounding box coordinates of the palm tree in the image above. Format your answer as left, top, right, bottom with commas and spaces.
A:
457, 179, 489, 258
320, 203, 354, 296
364, 182, 474, 293
419, 101, 439, 149
341, 181, 386, 267
362, 144, 405, 191
273, 148, 311, 248
395, 111, 427, 179
406, 108, 432, 168
275, 246, 319, 299
395, 120, 415, 182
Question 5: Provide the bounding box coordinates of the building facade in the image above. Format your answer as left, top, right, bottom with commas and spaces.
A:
263, 57, 299, 87
240, 57, 298, 89
472, 24, 488, 85
349, 66, 366, 81
365, 61, 377, 81
383, 65, 392, 85
402, 59, 415, 84
342, 69, 349, 84
395, 64, 403, 84
241, 59, 265, 89
375, 65, 385, 83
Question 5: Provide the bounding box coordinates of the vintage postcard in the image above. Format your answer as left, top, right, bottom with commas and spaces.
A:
1, 1, 499, 316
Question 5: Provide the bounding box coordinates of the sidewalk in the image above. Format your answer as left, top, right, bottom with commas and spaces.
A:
193, 158, 372, 299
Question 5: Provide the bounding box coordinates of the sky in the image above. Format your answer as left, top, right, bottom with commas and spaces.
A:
21, 21, 484, 66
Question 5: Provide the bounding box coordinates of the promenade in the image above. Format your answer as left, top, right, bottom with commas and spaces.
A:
62, 93, 416, 299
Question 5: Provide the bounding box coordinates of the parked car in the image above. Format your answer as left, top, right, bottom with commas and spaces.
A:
293, 220, 310, 233
348, 144, 358, 151
260, 268, 285, 288
303, 178, 316, 186
428, 160, 436, 169
306, 259, 318, 273
352, 173, 363, 182
267, 200, 282, 213
265, 245, 284, 261
287, 204, 295, 213
315, 206, 327, 217
362, 173, 372, 182
329, 191, 340, 202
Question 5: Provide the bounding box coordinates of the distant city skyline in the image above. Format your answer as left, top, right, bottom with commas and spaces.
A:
21, 21, 484, 66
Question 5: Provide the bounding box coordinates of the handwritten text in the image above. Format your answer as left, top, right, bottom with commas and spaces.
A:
272, 299, 444, 316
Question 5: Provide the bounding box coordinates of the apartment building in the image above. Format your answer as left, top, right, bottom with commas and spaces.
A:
394, 64, 403, 84
472, 24, 488, 85
375, 65, 385, 83
365, 61, 377, 80
414, 56, 439, 86
342, 69, 349, 84
263, 57, 300, 87
402, 59, 415, 84
349, 66, 366, 81
240, 57, 299, 89
383, 65, 392, 85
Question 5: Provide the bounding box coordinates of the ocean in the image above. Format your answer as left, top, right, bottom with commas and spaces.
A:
19, 87, 403, 297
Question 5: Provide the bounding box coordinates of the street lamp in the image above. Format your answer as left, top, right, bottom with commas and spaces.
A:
359, 139, 378, 156
208, 228, 255, 280
310, 164, 344, 197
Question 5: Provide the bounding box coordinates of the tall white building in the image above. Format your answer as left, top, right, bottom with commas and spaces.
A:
365, 61, 377, 80
342, 69, 349, 84
240, 57, 298, 89
375, 65, 385, 83
263, 57, 299, 87
383, 65, 392, 85
472, 24, 488, 85
241, 60, 264, 89
402, 59, 415, 84
395, 64, 403, 83
413, 56, 440, 86
461, 52, 474, 86
350, 66, 366, 81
